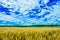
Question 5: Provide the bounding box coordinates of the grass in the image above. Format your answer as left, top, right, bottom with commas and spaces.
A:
0, 25, 60, 27
0, 27, 60, 40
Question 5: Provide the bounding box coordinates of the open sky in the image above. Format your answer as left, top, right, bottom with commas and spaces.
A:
0, 0, 60, 26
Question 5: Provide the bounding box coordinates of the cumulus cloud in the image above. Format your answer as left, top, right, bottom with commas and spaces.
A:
0, 0, 60, 26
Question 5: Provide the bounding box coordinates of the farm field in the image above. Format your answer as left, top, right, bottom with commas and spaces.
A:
0, 27, 60, 40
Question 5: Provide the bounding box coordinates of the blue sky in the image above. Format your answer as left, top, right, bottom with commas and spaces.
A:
0, 0, 60, 26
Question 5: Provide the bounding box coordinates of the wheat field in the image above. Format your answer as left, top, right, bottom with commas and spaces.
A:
0, 27, 60, 40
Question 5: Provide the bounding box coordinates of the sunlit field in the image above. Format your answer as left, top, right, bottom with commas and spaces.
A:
0, 27, 60, 40
0, 0, 60, 40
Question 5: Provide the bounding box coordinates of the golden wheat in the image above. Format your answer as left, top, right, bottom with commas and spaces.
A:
0, 27, 60, 40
